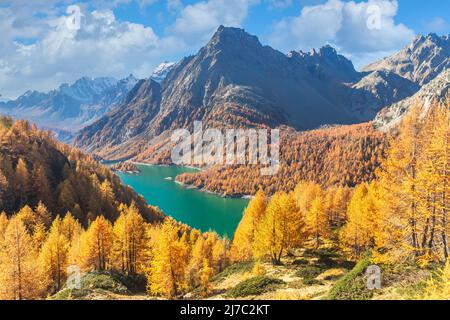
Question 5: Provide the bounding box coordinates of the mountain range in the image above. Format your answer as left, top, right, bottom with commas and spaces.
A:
362, 33, 450, 85
73, 27, 449, 161
0, 75, 139, 140
0, 61, 179, 142
1, 27, 448, 160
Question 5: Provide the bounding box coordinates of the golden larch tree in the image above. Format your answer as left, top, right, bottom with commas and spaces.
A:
230, 189, 267, 262
0, 216, 45, 300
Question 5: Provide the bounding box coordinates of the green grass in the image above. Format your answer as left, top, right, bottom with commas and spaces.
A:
226, 276, 285, 298
213, 261, 254, 282
324, 254, 374, 300
397, 280, 428, 300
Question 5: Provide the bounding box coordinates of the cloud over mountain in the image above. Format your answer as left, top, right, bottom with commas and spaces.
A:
267, 0, 416, 68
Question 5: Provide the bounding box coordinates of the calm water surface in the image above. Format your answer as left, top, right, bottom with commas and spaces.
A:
117, 165, 249, 237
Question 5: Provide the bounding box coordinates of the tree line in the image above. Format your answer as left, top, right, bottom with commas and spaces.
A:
0, 203, 228, 299
0, 118, 162, 224
176, 123, 387, 197
231, 101, 449, 267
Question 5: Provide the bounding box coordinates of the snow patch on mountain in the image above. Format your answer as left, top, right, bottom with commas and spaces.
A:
0, 74, 140, 138
150, 62, 176, 83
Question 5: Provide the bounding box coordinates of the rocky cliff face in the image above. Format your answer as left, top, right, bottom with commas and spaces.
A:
74, 79, 162, 157
374, 69, 449, 131
73, 27, 448, 160
363, 34, 450, 85
349, 70, 420, 120
75, 26, 365, 158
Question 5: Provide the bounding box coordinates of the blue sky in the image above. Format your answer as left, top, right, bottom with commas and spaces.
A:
0, 0, 449, 99
110, 0, 450, 37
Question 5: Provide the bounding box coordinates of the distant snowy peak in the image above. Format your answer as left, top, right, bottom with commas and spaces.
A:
58, 76, 119, 102
120, 74, 139, 90
151, 62, 176, 83
0, 74, 141, 135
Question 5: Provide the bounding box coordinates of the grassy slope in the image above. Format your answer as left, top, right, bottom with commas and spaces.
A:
51, 248, 434, 300
207, 248, 433, 300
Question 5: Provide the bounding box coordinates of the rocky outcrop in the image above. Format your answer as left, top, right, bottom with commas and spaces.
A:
374, 69, 449, 131
363, 33, 450, 85
349, 70, 420, 120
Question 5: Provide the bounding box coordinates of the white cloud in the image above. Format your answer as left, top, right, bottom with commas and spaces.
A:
268, 0, 293, 9
0, 6, 182, 99
0, 0, 260, 99
424, 17, 449, 33
167, 0, 184, 12
267, 0, 415, 68
170, 0, 260, 44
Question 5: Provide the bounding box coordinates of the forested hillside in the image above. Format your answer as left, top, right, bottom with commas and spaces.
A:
0, 117, 162, 224
0, 117, 229, 300
0, 97, 447, 300
219, 100, 448, 300
231, 100, 448, 265
177, 123, 387, 196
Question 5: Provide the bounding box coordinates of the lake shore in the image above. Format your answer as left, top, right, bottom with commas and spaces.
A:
131, 162, 253, 200
116, 164, 249, 236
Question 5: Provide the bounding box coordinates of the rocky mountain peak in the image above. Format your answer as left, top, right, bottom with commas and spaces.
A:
374, 69, 449, 131
363, 33, 450, 85
71, 28, 448, 161
289, 44, 359, 83
151, 62, 176, 83
317, 45, 338, 57
206, 26, 263, 53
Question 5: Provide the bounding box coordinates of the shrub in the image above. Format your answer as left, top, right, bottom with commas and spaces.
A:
324, 254, 373, 300
50, 271, 146, 300
292, 258, 309, 266
213, 262, 254, 282
304, 248, 339, 259
226, 276, 285, 298
295, 266, 323, 280
316, 256, 337, 268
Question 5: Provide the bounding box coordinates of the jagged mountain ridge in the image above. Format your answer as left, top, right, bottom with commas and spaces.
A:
74, 26, 437, 160
363, 33, 450, 85
150, 62, 176, 83
374, 68, 449, 131
0, 75, 139, 136
349, 70, 420, 120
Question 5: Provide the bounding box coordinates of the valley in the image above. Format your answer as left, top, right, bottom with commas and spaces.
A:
0, 10, 448, 303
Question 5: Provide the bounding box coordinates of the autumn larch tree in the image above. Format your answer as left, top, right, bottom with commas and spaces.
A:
0, 216, 45, 300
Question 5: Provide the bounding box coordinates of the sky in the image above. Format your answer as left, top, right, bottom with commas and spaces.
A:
0, 0, 449, 99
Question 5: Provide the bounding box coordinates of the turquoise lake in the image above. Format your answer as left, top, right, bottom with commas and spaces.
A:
117, 165, 249, 237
